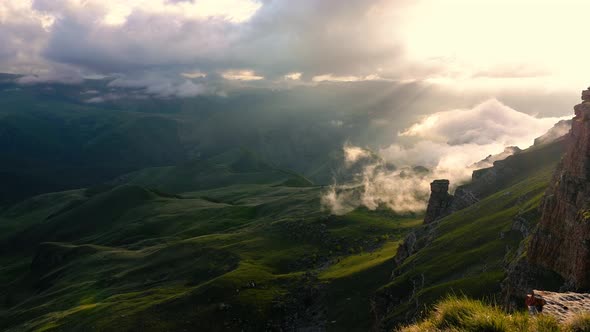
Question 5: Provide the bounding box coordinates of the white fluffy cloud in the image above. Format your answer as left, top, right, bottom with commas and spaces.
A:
107, 76, 212, 98
323, 99, 571, 215
399, 99, 567, 149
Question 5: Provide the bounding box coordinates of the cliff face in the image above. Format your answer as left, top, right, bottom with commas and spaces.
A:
527, 88, 590, 290
392, 180, 453, 270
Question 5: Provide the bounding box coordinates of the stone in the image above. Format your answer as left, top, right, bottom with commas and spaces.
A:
423, 180, 453, 224
532, 290, 590, 323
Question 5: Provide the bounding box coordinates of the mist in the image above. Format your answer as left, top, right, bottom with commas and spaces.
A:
323, 99, 570, 215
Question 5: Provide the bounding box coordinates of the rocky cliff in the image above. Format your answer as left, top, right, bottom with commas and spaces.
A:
534, 119, 572, 146
392, 180, 454, 268
527, 88, 590, 290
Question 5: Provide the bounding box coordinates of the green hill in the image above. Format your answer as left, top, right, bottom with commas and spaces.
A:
0, 79, 572, 330
0, 160, 421, 331
374, 139, 566, 329
112, 148, 313, 193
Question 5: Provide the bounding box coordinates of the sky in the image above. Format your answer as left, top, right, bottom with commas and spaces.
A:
2, 0, 585, 213
2, 0, 590, 95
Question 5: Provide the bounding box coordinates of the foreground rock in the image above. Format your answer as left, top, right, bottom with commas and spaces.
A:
535, 290, 590, 323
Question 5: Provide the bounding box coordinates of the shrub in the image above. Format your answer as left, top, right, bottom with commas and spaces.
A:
533, 314, 560, 332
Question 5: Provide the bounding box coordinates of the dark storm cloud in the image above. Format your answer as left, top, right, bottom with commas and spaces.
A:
39, 8, 235, 73
24, 0, 407, 80
229, 0, 406, 79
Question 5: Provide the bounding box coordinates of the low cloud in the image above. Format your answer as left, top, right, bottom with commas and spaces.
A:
323, 99, 571, 215
17, 70, 84, 85
401, 99, 566, 146
107, 77, 213, 98
343, 144, 372, 166
322, 161, 431, 215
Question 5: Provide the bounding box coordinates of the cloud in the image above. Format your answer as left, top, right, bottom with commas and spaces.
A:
322, 162, 432, 215
221, 70, 264, 81
400, 99, 567, 147
343, 144, 372, 166
16, 63, 85, 84
0, 0, 589, 96
107, 76, 213, 98
323, 99, 570, 215
0, 1, 54, 74
0, 0, 413, 84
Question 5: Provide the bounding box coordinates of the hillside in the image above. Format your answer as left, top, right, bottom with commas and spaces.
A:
0, 129, 569, 331
0, 159, 422, 331
374, 138, 567, 329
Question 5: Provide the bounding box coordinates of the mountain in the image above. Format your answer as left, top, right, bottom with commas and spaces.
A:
373, 133, 568, 329
500, 88, 590, 309
375, 87, 590, 331
1, 76, 583, 330
1, 120, 569, 331
527, 92, 590, 289
534, 119, 572, 146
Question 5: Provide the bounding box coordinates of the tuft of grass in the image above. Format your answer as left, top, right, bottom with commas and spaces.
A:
431, 296, 509, 332
398, 297, 567, 332
564, 312, 590, 332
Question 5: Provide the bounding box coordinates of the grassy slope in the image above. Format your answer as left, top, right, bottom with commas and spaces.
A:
0, 168, 420, 331
378, 157, 560, 327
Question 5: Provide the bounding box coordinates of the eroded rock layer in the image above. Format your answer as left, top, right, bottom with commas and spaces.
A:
528, 88, 590, 290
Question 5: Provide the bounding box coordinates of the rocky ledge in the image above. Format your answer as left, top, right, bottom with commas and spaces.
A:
534, 290, 590, 323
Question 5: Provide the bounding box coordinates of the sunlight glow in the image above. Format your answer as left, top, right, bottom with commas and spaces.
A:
312, 74, 382, 83
399, 0, 590, 90
284, 72, 302, 80
222, 70, 264, 81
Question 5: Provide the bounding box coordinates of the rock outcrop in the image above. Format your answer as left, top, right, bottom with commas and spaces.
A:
534, 119, 573, 146
527, 88, 590, 290
423, 180, 454, 224
532, 290, 590, 323
392, 180, 453, 270
471, 146, 522, 169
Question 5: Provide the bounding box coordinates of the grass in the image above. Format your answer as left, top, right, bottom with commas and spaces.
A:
563, 313, 590, 332
377, 163, 558, 328
0, 129, 567, 330
320, 240, 402, 279
398, 296, 589, 332
0, 175, 422, 331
